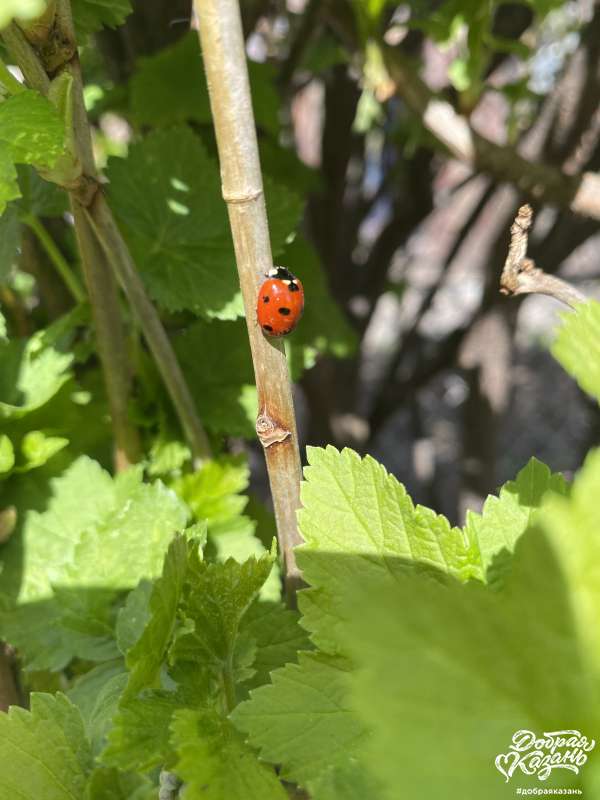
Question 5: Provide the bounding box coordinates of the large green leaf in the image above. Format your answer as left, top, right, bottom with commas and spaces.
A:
0, 693, 92, 800
337, 527, 600, 799
552, 301, 600, 404
130, 31, 279, 136
232, 652, 377, 797
106, 127, 302, 319
296, 446, 484, 652
171, 708, 287, 800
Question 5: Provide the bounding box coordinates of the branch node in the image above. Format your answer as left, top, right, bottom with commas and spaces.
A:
222, 188, 263, 204
500, 204, 587, 308
256, 411, 291, 448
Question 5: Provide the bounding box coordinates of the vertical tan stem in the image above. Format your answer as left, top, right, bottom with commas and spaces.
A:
194, 0, 303, 597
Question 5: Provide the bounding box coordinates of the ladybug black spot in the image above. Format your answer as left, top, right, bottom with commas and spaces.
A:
262, 324, 274, 333
262, 295, 270, 303
288, 282, 300, 292
278, 307, 291, 316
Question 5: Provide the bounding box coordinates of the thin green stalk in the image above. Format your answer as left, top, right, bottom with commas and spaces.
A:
22, 214, 85, 302
0, 57, 25, 94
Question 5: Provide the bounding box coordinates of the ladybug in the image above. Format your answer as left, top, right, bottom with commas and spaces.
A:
257, 266, 304, 337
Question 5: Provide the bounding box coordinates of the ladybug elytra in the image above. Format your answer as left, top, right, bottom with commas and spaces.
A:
256, 266, 304, 337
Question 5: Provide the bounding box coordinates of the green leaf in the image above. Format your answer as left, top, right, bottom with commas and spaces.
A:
172, 456, 249, 532
232, 653, 373, 794
0, 144, 20, 214
101, 689, 186, 773
0, 90, 65, 169
18, 429, 69, 471
107, 127, 302, 318
336, 532, 600, 800
173, 320, 257, 437
541, 448, 600, 677
71, 0, 132, 37
0, 203, 21, 282
130, 32, 279, 136
68, 660, 128, 756
297, 446, 484, 652
0, 455, 188, 607
67, 475, 189, 591
0, 309, 80, 420
130, 32, 211, 127
552, 301, 600, 404
0, 693, 92, 800
17, 164, 69, 217
85, 767, 155, 800
240, 601, 312, 691
0, 434, 14, 473
0, 456, 114, 602
123, 534, 198, 699
171, 708, 287, 800
173, 551, 275, 676
464, 457, 568, 586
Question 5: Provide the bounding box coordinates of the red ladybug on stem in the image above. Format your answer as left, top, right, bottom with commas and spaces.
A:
257, 266, 304, 337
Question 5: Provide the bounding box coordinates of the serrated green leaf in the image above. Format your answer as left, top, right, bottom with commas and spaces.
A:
0, 90, 65, 170
106, 127, 301, 318
297, 446, 484, 652
552, 301, 600, 404
130, 32, 279, 137
240, 601, 312, 691
123, 534, 197, 699
71, 0, 132, 37
171, 708, 287, 800
335, 530, 600, 799
68, 660, 128, 755
464, 457, 568, 585
101, 689, 187, 773
174, 552, 275, 676
0, 0, 47, 29
67, 476, 189, 591
130, 32, 211, 127
173, 456, 249, 531
173, 320, 257, 437
0, 308, 80, 421
0, 456, 114, 602
0, 433, 14, 473
0, 692, 92, 800
232, 652, 373, 794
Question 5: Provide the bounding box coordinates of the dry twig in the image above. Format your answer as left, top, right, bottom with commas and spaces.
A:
500, 204, 587, 308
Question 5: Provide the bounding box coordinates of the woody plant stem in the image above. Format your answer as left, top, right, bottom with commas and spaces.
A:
2, 2, 211, 465
194, 0, 304, 600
